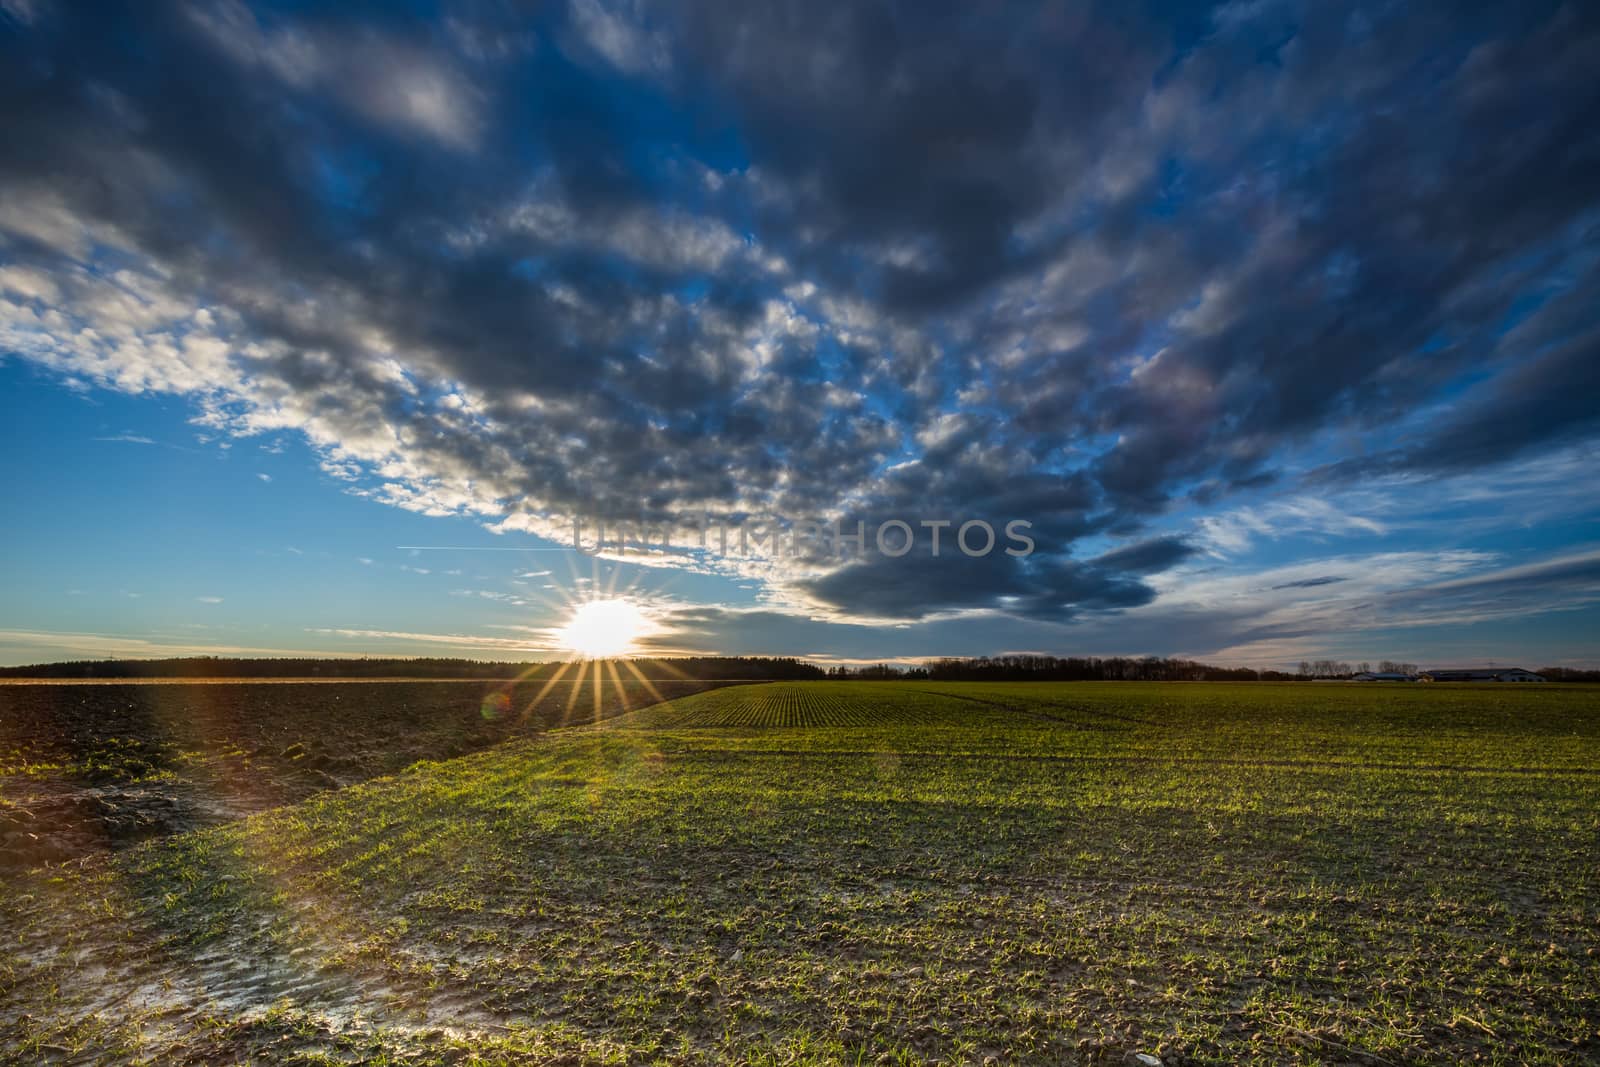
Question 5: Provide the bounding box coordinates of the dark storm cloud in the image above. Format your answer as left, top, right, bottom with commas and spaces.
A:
668, 0, 1164, 311
798, 536, 1194, 621
1, 0, 1598, 623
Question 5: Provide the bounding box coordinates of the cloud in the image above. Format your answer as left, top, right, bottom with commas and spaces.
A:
1091, 536, 1198, 575
1378, 546, 1600, 627
0, 628, 364, 662
1271, 576, 1347, 590
306, 627, 555, 655
1198, 496, 1389, 556
1, 0, 1597, 633
792, 534, 1198, 623
1121, 547, 1600, 665
1320, 324, 1600, 480
188, 0, 483, 149
643, 543, 1600, 664
450, 588, 531, 607
0, 0, 43, 27
565, 0, 669, 77
195, 595, 224, 604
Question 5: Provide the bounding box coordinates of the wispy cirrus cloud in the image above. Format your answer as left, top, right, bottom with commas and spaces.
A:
305, 627, 557, 655
0, 629, 358, 662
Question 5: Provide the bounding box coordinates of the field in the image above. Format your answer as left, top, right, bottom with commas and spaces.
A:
0, 673, 741, 871
1, 681, 1597, 1065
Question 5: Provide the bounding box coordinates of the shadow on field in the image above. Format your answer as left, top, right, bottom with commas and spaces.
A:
0, 677, 747, 872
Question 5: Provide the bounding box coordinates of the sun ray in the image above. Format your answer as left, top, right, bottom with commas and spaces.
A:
619, 657, 666, 708
517, 657, 575, 726
602, 657, 629, 719
562, 657, 591, 726
641, 654, 693, 683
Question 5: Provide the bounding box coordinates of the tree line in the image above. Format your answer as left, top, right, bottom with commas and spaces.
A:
829, 655, 1300, 681
1535, 667, 1600, 682
0, 655, 825, 680
1296, 660, 1419, 679
4, 654, 1593, 682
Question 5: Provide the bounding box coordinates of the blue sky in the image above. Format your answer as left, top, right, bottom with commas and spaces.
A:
0, 0, 1597, 669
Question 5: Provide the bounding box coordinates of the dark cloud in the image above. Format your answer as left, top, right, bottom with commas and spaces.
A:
670, 0, 1164, 310
798, 535, 1193, 622
1390, 326, 1600, 474
1, 0, 1597, 625
1309, 322, 1600, 484
634, 546, 1600, 663
1271, 576, 1347, 591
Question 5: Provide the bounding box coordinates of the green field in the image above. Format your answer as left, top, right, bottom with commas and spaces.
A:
0, 676, 741, 871
3, 681, 1598, 1064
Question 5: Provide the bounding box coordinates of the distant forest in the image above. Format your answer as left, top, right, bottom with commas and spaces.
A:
0, 656, 825, 680
851, 656, 1301, 681
853, 656, 1600, 682
3, 654, 1595, 682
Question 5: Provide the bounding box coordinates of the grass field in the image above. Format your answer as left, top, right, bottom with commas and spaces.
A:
2, 681, 1597, 1064
0, 675, 742, 871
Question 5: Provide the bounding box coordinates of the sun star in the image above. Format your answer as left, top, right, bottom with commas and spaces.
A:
555, 598, 653, 658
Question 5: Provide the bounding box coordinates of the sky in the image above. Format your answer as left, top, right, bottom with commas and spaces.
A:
0, 0, 1597, 670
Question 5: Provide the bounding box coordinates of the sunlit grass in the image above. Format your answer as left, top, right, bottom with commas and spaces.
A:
2, 682, 1597, 1064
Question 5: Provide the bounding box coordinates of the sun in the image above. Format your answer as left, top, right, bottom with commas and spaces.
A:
554, 598, 654, 658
